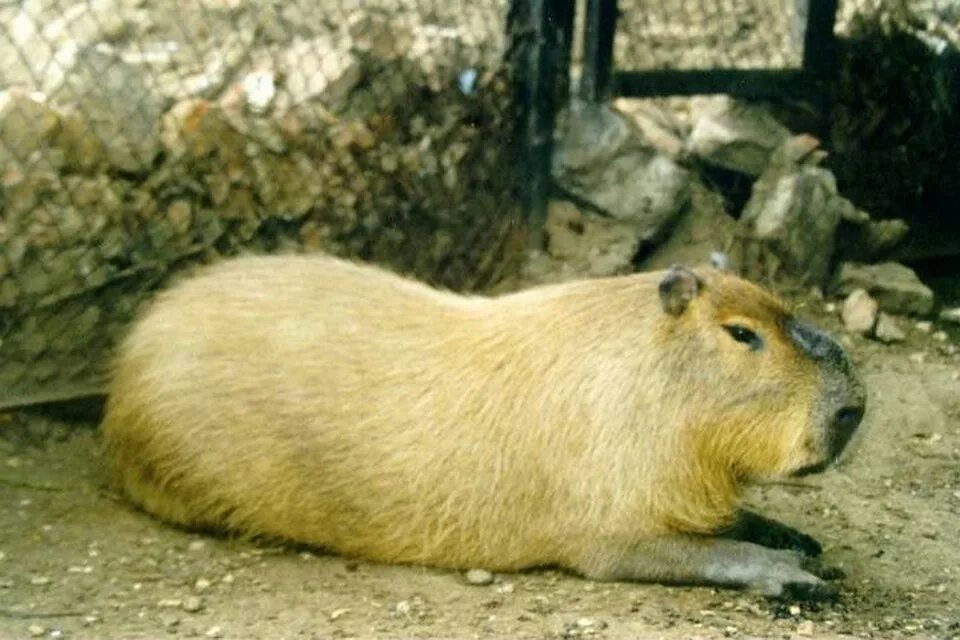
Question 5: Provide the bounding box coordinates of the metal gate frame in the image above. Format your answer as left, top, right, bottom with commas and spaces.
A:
510, 0, 840, 231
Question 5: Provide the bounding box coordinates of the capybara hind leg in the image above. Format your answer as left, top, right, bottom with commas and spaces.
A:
576, 536, 838, 601
720, 510, 823, 558
117, 471, 210, 531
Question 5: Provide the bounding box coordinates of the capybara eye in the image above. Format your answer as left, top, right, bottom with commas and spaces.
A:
722, 324, 763, 351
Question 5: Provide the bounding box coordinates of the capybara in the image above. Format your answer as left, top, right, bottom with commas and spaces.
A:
101, 255, 865, 599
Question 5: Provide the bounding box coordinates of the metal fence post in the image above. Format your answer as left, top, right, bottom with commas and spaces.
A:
802, 0, 839, 77
507, 0, 575, 246
579, 0, 617, 103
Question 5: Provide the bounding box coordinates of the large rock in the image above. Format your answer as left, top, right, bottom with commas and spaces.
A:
552, 101, 691, 245
834, 262, 935, 316
635, 179, 737, 272
733, 160, 847, 288
835, 217, 911, 263
687, 96, 791, 176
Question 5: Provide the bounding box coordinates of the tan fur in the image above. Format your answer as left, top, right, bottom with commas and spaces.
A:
101, 254, 836, 574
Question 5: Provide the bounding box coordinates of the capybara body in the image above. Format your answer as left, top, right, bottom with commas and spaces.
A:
101, 254, 865, 598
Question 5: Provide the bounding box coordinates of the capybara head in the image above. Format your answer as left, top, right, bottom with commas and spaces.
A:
656, 265, 865, 482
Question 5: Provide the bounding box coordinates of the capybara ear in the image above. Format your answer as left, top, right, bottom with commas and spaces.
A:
658, 265, 702, 316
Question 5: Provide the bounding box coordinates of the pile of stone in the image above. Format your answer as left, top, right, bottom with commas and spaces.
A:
535, 94, 954, 349
0, 0, 517, 407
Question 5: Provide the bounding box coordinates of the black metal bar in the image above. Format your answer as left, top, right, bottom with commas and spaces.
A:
801, 0, 839, 76
580, 0, 617, 102
506, 0, 575, 242
613, 69, 817, 99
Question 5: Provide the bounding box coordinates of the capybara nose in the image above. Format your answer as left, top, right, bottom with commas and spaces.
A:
829, 404, 864, 457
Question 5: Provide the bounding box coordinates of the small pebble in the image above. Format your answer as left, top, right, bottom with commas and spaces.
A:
464, 568, 494, 586
67, 565, 93, 574
395, 601, 411, 616
824, 302, 837, 314
159, 613, 180, 629
188, 540, 207, 552
183, 596, 204, 613
932, 330, 948, 342
194, 578, 212, 592
205, 625, 223, 638
28, 624, 45, 637
497, 582, 515, 594
158, 599, 182, 609
796, 620, 815, 636
330, 608, 349, 620
939, 308, 960, 325
83, 616, 100, 625
0, 550, 5, 561
788, 604, 802, 616
221, 574, 235, 585
909, 352, 926, 364
915, 320, 933, 333
30, 576, 51, 586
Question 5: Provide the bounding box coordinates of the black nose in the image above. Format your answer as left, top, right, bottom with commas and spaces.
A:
829, 404, 864, 457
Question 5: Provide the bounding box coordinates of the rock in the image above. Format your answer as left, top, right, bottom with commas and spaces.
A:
182, 596, 204, 613
687, 96, 790, 176
282, 36, 362, 110
842, 289, 878, 335
348, 12, 414, 63
835, 218, 910, 262
635, 179, 737, 272
834, 262, 935, 315
916, 320, 933, 333
0, 89, 61, 168
544, 201, 643, 278
552, 101, 690, 244
733, 162, 847, 287
612, 98, 685, 159
55, 47, 164, 172
939, 308, 960, 325
28, 624, 45, 637
874, 313, 905, 343
464, 568, 494, 586
796, 619, 815, 636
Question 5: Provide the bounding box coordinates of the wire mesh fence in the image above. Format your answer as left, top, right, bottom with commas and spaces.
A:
0, 0, 523, 408
0, 0, 955, 409
611, 0, 809, 71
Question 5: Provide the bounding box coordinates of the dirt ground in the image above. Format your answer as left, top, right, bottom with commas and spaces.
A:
1, 289, 959, 640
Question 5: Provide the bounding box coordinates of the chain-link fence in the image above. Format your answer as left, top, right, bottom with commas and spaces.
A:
1, 0, 956, 409
0, 0, 525, 408
612, 0, 809, 71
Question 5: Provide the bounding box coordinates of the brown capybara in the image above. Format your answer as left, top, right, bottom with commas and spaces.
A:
101, 254, 865, 600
